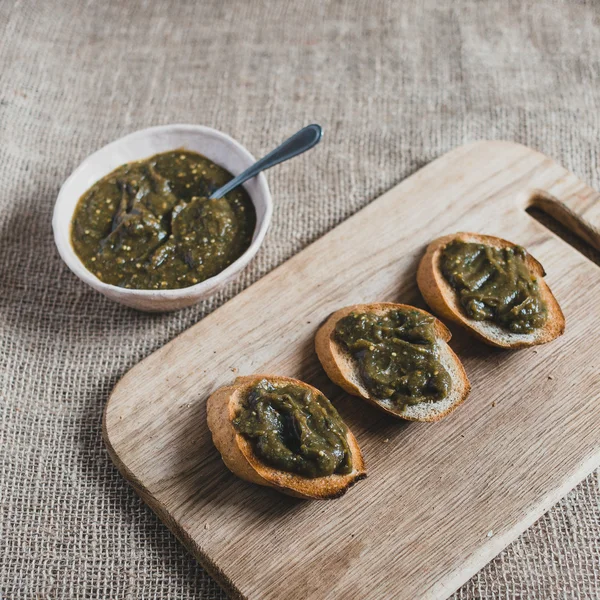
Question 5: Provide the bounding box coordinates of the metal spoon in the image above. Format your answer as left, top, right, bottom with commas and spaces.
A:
209, 124, 323, 200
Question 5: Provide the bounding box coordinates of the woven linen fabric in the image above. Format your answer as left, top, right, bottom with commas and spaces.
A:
1, 0, 599, 598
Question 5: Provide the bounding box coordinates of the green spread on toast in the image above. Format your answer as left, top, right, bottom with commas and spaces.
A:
440, 240, 547, 333
335, 308, 452, 408
233, 379, 352, 478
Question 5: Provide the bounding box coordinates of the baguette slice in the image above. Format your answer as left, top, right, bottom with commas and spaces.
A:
417, 232, 565, 349
315, 303, 471, 422
207, 374, 366, 499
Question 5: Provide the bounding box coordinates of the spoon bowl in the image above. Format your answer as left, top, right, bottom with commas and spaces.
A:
53, 124, 272, 311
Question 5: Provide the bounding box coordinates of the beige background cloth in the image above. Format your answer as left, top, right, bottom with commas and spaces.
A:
1, 0, 599, 598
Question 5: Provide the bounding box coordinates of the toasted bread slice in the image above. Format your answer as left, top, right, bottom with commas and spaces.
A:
417, 232, 565, 349
315, 303, 471, 422
206, 374, 366, 499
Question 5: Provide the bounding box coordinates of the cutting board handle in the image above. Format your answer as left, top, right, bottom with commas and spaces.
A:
530, 172, 600, 251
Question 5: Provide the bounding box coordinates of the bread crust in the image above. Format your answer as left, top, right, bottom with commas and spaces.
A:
315, 303, 471, 422
206, 374, 367, 499
416, 232, 565, 349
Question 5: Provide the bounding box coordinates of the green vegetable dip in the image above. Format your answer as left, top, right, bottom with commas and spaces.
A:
233, 379, 352, 478
70, 149, 256, 289
335, 308, 452, 408
440, 240, 547, 333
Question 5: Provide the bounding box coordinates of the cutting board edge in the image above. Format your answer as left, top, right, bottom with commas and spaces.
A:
102, 412, 246, 600
104, 393, 600, 600
424, 448, 600, 600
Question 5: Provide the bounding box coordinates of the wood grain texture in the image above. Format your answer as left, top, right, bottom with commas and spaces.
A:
103, 141, 600, 600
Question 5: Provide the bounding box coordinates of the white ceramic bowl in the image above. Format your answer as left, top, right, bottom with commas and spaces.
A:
53, 124, 272, 311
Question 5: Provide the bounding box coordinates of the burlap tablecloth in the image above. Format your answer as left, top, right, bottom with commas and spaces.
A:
1, 1, 599, 598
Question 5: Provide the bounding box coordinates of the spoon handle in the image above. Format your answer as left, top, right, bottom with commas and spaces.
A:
209, 124, 322, 200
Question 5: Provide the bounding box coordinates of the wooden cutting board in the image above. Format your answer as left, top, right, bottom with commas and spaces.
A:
103, 141, 600, 600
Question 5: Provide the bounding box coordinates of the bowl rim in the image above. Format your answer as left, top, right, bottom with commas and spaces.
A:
52, 124, 272, 299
